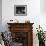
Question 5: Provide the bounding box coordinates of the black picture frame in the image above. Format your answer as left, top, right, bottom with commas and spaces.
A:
14, 5, 27, 16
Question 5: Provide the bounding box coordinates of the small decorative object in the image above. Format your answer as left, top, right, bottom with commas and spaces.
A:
14, 5, 27, 16
9, 19, 14, 23
10, 20, 13, 21
25, 20, 30, 23
9, 19, 19, 23
36, 25, 45, 46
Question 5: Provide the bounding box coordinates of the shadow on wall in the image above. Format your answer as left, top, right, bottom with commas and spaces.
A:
0, 0, 2, 32
40, 0, 46, 14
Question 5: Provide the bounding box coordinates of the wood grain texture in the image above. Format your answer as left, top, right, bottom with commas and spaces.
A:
7, 23, 34, 46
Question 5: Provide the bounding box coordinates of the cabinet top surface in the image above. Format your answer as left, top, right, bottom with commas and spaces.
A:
7, 23, 34, 25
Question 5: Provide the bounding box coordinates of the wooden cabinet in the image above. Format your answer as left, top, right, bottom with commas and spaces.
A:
7, 23, 34, 46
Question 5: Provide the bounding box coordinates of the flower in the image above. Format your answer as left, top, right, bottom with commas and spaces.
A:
36, 25, 45, 41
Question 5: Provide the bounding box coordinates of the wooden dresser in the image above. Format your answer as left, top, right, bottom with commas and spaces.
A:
7, 23, 34, 46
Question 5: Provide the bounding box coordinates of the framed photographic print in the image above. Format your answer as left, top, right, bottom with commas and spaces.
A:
14, 5, 27, 16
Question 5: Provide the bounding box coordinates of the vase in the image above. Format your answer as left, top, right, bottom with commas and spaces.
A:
39, 40, 45, 46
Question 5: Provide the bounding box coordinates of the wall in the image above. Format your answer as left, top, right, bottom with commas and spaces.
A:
2, 0, 40, 30
40, 0, 46, 13
2, 0, 40, 46
0, 0, 2, 32
40, 0, 46, 31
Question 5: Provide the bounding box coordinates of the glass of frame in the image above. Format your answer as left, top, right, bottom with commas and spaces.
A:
14, 5, 27, 16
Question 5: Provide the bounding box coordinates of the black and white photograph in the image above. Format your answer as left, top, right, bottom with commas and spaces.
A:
16, 7, 25, 14
14, 5, 27, 16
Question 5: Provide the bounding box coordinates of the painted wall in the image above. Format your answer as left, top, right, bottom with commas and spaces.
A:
40, 0, 46, 13
2, 0, 40, 30
40, 0, 46, 31
0, 0, 2, 32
